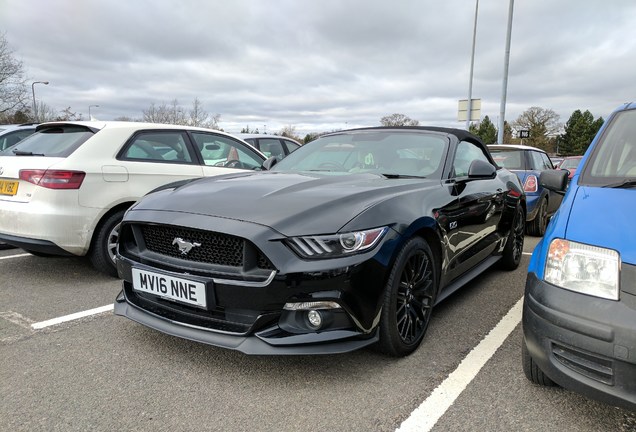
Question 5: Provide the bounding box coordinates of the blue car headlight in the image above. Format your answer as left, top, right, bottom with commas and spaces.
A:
544, 239, 620, 300
285, 227, 388, 259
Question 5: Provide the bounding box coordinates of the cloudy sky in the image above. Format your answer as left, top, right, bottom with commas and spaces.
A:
1, 0, 634, 136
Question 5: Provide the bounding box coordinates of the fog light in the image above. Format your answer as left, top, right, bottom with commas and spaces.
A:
307, 310, 323, 329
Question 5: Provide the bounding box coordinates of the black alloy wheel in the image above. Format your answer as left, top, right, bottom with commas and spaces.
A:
377, 237, 437, 357
500, 204, 525, 270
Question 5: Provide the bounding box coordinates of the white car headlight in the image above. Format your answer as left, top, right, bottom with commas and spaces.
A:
544, 239, 620, 300
285, 227, 388, 259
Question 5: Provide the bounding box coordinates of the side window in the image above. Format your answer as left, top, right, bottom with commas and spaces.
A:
0, 130, 34, 151
283, 139, 300, 154
259, 138, 286, 161
452, 141, 490, 178
121, 132, 192, 163
529, 151, 545, 170
540, 152, 554, 169
191, 133, 263, 169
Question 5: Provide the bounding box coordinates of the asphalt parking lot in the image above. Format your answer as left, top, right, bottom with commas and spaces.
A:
1, 237, 635, 432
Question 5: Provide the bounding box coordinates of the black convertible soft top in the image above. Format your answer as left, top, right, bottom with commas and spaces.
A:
325, 125, 483, 144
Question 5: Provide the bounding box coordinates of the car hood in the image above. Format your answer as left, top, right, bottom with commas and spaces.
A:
566, 186, 636, 264
131, 171, 438, 236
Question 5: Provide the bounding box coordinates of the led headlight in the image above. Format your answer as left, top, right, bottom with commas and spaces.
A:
286, 227, 388, 259
544, 239, 620, 300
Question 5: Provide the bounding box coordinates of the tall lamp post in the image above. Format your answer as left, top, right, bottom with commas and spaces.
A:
89, 104, 99, 119
31, 81, 49, 122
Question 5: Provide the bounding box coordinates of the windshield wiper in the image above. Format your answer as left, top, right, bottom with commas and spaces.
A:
12, 149, 45, 156
381, 173, 426, 179
602, 178, 636, 188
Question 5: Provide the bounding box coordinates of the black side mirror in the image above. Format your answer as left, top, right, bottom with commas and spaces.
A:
540, 169, 569, 194
262, 156, 278, 170
467, 160, 496, 179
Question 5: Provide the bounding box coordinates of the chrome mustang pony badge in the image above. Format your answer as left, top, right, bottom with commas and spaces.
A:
172, 237, 201, 255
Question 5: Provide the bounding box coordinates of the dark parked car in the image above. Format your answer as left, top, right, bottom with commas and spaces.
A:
236, 133, 301, 161
522, 102, 636, 410
114, 127, 526, 357
488, 144, 562, 236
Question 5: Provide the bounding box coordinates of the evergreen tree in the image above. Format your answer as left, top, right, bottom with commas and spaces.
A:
559, 110, 604, 155
476, 116, 497, 144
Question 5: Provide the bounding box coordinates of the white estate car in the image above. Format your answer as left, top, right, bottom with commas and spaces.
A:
0, 121, 266, 276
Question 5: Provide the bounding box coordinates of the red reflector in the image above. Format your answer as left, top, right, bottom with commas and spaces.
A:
524, 175, 538, 193
19, 169, 86, 189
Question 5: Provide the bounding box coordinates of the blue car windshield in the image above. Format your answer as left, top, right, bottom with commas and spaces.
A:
272, 131, 449, 178
580, 108, 636, 186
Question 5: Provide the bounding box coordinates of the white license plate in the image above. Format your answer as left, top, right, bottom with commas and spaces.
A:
132, 268, 207, 308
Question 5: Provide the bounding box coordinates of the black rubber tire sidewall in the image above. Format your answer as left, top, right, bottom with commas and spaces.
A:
89, 210, 125, 277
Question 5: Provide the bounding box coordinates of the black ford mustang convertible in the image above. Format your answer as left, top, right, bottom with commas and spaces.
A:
114, 127, 525, 356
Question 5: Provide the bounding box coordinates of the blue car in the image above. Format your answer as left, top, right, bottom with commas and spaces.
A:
522, 102, 636, 410
489, 144, 562, 236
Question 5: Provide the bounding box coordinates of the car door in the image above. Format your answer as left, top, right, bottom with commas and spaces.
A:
110, 130, 205, 203
442, 140, 506, 283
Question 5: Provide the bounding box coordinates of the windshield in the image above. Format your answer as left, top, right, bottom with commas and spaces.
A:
560, 158, 581, 169
490, 149, 524, 170
0, 125, 94, 157
580, 108, 636, 187
272, 130, 448, 178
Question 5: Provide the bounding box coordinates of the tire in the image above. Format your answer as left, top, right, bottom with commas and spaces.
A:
89, 210, 125, 277
376, 237, 438, 357
527, 198, 548, 237
522, 339, 556, 386
500, 204, 525, 270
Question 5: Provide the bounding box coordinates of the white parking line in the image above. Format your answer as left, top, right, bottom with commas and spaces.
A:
0, 253, 31, 260
31, 304, 114, 330
396, 297, 524, 432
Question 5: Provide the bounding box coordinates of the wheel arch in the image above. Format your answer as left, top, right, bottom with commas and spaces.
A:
90, 201, 135, 249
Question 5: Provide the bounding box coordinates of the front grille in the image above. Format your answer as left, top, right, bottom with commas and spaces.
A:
140, 224, 274, 270
552, 342, 614, 385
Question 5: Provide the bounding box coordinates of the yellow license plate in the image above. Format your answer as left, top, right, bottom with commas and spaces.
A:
0, 180, 19, 196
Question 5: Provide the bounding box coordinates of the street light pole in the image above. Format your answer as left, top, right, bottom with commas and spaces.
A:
89, 105, 99, 119
497, 0, 515, 144
466, 0, 479, 130
31, 81, 49, 122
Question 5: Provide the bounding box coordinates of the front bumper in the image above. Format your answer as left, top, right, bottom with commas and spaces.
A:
114, 289, 379, 355
523, 271, 636, 410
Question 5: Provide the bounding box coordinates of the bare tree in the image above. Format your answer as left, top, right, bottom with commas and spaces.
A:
189, 97, 208, 127
143, 98, 220, 128
36, 101, 60, 122
279, 125, 302, 141
380, 113, 420, 127
0, 32, 28, 115
513, 107, 562, 151
143, 99, 186, 124
56, 106, 83, 121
